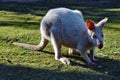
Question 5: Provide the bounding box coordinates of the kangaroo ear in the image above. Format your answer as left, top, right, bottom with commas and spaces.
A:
86, 19, 95, 30
97, 17, 108, 28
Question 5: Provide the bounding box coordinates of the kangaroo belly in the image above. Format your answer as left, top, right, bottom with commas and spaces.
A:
61, 28, 80, 48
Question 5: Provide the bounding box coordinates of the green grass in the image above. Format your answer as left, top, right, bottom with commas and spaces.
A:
0, 1, 120, 80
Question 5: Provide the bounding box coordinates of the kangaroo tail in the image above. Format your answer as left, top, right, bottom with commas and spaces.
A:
13, 42, 42, 51
13, 37, 48, 51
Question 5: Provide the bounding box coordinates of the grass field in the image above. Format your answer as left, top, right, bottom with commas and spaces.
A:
0, 1, 120, 80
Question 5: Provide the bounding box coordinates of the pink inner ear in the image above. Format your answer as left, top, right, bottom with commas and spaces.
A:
86, 20, 95, 30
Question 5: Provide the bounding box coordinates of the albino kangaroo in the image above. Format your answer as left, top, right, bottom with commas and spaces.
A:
13, 8, 108, 65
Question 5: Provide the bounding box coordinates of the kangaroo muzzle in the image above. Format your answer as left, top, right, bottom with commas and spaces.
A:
98, 43, 103, 49
97, 40, 103, 49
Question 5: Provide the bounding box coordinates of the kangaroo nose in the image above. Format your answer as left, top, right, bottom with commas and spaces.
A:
98, 43, 103, 49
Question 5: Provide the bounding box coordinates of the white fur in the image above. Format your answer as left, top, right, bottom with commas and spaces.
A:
40, 8, 99, 65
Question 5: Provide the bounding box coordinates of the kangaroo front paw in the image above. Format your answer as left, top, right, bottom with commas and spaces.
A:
92, 58, 98, 62
68, 48, 74, 55
87, 62, 96, 66
59, 57, 71, 65
87, 53, 98, 62
68, 48, 79, 55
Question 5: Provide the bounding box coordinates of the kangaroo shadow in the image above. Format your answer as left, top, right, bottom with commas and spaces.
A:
0, 63, 116, 80
41, 50, 120, 76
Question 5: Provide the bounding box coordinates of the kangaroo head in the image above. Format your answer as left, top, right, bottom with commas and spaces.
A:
86, 17, 108, 49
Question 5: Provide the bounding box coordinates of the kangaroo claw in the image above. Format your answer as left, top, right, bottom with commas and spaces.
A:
87, 62, 96, 66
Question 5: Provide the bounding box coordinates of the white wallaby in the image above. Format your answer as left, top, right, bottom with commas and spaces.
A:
13, 8, 108, 65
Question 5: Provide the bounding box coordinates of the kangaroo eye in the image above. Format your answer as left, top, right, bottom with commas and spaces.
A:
93, 35, 97, 38
101, 34, 104, 37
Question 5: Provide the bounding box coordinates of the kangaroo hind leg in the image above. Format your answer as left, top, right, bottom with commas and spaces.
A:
50, 29, 71, 65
